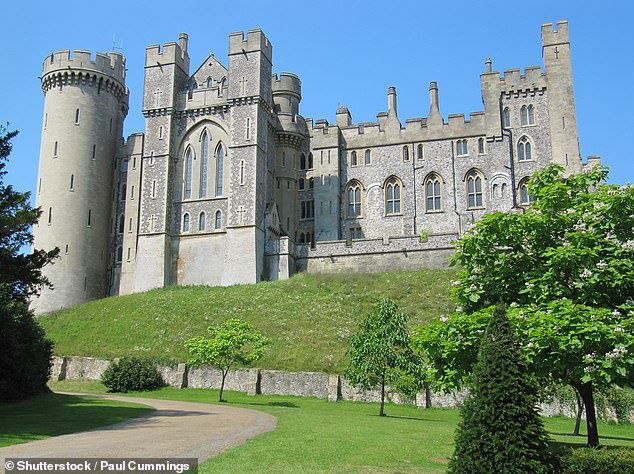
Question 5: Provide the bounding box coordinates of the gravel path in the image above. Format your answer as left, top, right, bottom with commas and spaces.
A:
0, 393, 276, 462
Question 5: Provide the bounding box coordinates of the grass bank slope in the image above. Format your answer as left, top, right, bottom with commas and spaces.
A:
40, 269, 456, 373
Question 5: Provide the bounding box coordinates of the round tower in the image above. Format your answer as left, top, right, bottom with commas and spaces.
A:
272, 73, 307, 238
32, 49, 129, 314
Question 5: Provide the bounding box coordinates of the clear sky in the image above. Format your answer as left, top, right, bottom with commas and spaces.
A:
2, 0, 633, 203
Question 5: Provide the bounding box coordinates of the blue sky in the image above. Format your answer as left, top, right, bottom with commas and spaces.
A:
2, 0, 633, 201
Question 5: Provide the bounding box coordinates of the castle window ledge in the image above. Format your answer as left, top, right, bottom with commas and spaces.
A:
425, 210, 444, 214
457, 153, 469, 158
521, 124, 537, 128
385, 213, 403, 218
466, 206, 486, 211
345, 216, 363, 221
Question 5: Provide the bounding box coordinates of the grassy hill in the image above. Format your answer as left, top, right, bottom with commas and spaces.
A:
39, 269, 456, 373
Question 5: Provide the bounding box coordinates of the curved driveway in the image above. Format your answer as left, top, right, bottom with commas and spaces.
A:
0, 393, 276, 461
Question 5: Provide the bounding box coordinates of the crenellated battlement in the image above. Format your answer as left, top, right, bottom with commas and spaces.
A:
229, 29, 272, 62
272, 73, 301, 98
145, 37, 189, 71
481, 65, 546, 93
43, 49, 126, 85
542, 21, 569, 47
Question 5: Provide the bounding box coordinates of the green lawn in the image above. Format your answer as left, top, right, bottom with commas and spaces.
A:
49, 381, 634, 473
39, 270, 456, 372
0, 391, 154, 447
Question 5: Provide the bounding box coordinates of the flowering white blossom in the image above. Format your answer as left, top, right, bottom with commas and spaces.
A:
455, 306, 464, 313
596, 260, 608, 270
451, 279, 461, 287
605, 346, 628, 360
440, 315, 448, 323
579, 268, 593, 280
527, 342, 535, 348
510, 302, 518, 307
565, 208, 576, 215
612, 309, 622, 316
469, 284, 478, 292
623, 240, 634, 250
573, 222, 587, 232
584, 366, 597, 373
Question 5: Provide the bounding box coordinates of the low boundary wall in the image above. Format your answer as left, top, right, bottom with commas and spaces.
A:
50, 356, 633, 421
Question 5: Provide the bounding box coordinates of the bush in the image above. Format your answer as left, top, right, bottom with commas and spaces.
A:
0, 297, 53, 401
449, 305, 553, 473
558, 447, 634, 473
101, 357, 163, 393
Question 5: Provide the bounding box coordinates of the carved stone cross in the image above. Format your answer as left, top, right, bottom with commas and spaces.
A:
237, 206, 246, 225
153, 88, 163, 107
239, 76, 248, 95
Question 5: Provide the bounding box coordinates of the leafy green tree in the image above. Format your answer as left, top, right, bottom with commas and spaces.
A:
0, 127, 57, 400
346, 299, 421, 416
449, 306, 552, 473
415, 164, 634, 447
185, 318, 268, 402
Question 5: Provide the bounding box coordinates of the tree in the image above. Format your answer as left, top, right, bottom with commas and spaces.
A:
0, 126, 58, 400
415, 165, 634, 447
346, 300, 421, 417
449, 306, 552, 473
184, 318, 268, 402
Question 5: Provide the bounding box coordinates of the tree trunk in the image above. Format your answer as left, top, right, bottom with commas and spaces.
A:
379, 375, 386, 417
425, 385, 432, 409
573, 385, 583, 436
576, 381, 599, 447
219, 368, 228, 402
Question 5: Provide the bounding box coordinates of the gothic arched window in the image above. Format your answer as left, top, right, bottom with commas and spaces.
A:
200, 131, 208, 198
503, 107, 511, 128
351, 151, 358, 166
184, 148, 193, 199
365, 149, 371, 165
215, 143, 224, 196
425, 174, 442, 212
182, 213, 190, 232
517, 136, 532, 161
403, 146, 409, 162
300, 154, 306, 170
346, 180, 362, 217
214, 210, 222, 230
199, 212, 206, 231
466, 170, 483, 209
519, 178, 535, 205
385, 177, 402, 215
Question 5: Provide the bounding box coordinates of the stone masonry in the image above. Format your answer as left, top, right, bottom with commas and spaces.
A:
32, 21, 600, 313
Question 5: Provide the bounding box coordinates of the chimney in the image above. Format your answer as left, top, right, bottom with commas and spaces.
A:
427, 81, 443, 128
387, 86, 397, 116
485, 57, 492, 73
179, 33, 189, 56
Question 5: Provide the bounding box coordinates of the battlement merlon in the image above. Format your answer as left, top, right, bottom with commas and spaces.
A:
542, 21, 569, 47
43, 49, 126, 86
145, 34, 190, 72
228, 29, 272, 63
272, 73, 301, 99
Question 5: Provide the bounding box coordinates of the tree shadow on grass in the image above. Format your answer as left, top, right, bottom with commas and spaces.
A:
225, 400, 299, 409
382, 414, 447, 422
0, 392, 154, 447
549, 432, 634, 444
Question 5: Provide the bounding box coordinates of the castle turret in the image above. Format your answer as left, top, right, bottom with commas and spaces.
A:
272, 73, 307, 240
32, 49, 129, 313
542, 21, 582, 173
427, 81, 443, 127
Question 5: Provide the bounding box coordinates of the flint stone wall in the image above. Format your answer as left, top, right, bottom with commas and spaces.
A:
49, 356, 633, 421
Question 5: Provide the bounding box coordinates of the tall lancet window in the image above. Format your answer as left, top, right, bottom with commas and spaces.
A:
200, 132, 208, 198
184, 148, 193, 199
215, 144, 224, 196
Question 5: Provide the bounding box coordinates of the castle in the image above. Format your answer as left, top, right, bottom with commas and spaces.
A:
32, 21, 600, 314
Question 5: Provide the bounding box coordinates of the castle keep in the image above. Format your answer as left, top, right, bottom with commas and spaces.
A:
32, 21, 599, 314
